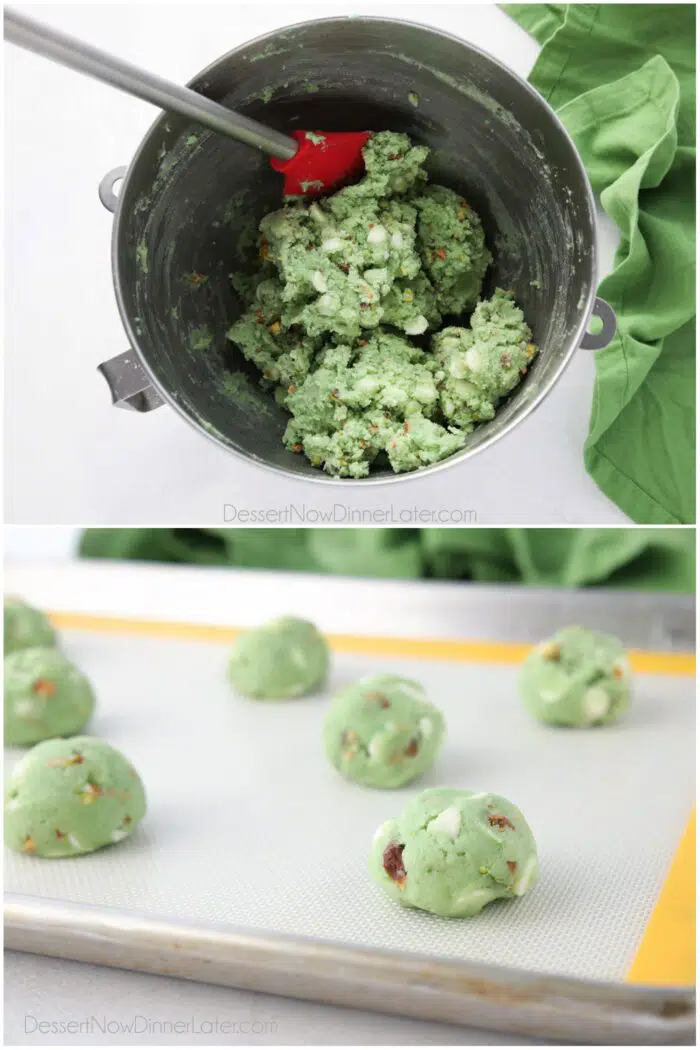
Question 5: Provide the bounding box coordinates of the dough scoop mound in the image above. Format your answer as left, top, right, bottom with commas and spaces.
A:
519, 625, 631, 727
370, 787, 539, 917
4, 736, 146, 858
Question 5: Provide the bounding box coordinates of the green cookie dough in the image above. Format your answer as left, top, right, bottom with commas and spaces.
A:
4, 647, 95, 746
4, 736, 146, 858
4, 596, 56, 654
433, 290, 539, 429
226, 131, 538, 478
520, 625, 631, 727
370, 787, 539, 917
283, 333, 464, 478
414, 184, 491, 314
228, 616, 329, 699
324, 674, 445, 788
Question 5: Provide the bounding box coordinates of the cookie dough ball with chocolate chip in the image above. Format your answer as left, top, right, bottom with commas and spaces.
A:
324, 673, 445, 788
228, 616, 329, 700
4, 596, 56, 655
4, 736, 146, 858
370, 787, 538, 917
520, 625, 631, 728
4, 647, 95, 746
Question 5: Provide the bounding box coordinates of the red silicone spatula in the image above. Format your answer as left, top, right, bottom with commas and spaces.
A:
4, 7, 371, 198
270, 129, 372, 196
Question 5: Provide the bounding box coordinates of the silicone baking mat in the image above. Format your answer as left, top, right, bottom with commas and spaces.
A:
4, 615, 694, 986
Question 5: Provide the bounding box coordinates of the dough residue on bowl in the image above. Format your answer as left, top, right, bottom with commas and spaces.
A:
226, 131, 538, 478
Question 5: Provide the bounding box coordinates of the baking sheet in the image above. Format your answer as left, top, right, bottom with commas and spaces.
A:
4, 624, 694, 984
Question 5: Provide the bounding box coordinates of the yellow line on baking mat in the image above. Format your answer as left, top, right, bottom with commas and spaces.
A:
627, 810, 696, 987
48, 611, 695, 675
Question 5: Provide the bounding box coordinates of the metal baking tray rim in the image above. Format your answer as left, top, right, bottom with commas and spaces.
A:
5, 892, 695, 1045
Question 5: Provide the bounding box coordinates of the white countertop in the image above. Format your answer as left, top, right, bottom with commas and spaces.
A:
5, 949, 544, 1046
5, 2, 626, 526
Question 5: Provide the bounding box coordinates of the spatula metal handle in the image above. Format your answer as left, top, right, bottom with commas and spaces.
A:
3, 6, 297, 160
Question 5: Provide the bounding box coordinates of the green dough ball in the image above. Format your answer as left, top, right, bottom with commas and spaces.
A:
369, 787, 538, 917
4, 736, 146, 858
520, 626, 631, 727
228, 616, 329, 699
324, 674, 445, 788
4, 596, 56, 654
4, 647, 95, 746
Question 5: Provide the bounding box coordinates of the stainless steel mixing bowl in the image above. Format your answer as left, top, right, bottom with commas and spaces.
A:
98, 16, 616, 483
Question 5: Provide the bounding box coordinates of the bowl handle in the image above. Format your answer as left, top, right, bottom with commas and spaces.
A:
97, 350, 164, 412
580, 297, 617, 351
98, 166, 127, 213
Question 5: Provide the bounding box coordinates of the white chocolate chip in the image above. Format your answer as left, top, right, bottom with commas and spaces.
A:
368, 735, 385, 762
67, 833, 83, 850
539, 689, 561, 703
428, 806, 461, 839
316, 293, 339, 316
14, 699, 40, 719
111, 829, 128, 843
372, 820, 391, 843
355, 375, 380, 395
419, 717, 433, 737
454, 887, 492, 909
395, 681, 424, 700
583, 686, 610, 723
465, 347, 484, 372
613, 656, 630, 678
404, 315, 429, 335
391, 231, 404, 248
447, 352, 468, 379
289, 647, 307, 669
514, 854, 538, 896
321, 237, 343, 253
414, 380, 437, 403
363, 267, 388, 286
311, 270, 328, 293
367, 225, 387, 244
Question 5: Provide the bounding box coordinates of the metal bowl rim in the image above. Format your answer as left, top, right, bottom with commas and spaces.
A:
110, 14, 598, 487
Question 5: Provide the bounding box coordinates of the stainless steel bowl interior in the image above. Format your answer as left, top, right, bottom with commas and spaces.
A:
114, 17, 596, 482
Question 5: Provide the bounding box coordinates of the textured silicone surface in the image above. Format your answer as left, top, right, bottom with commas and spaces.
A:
4, 627, 694, 983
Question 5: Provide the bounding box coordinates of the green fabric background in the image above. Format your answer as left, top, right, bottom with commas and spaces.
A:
79, 528, 695, 592
504, 3, 695, 524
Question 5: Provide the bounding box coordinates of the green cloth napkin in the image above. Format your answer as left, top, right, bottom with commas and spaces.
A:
503, 3, 696, 524
79, 528, 695, 592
